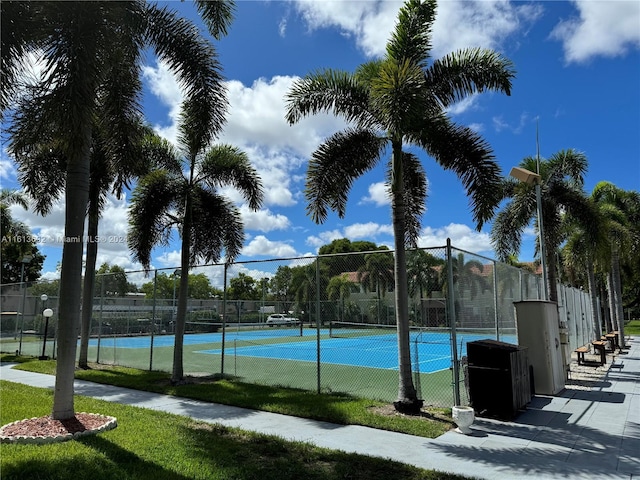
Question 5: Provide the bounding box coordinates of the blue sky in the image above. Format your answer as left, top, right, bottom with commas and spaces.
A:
2, 0, 639, 287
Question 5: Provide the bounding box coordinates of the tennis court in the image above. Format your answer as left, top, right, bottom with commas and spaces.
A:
89, 325, 516, 374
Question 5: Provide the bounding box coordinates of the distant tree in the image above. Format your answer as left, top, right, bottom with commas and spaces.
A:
228, 272, 258, 300
28, 279, 60, 298
318, 238, 379, 278
187, 273, 213, 299
326, 273, 358, 322
94, 264, 132, 297
140, 271, 213, 299
270, 265, 294, 312
1, 189, 44, 284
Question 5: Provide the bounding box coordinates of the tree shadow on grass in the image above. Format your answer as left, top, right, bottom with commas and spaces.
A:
174, 421, 470, 480
1, 436, 193, 480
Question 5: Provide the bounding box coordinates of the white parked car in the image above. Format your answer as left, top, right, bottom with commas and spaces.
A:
266, 314, 300, 326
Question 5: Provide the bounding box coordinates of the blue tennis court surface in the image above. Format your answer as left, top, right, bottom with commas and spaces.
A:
87, 327, 313, 349
89, 328, 516, 373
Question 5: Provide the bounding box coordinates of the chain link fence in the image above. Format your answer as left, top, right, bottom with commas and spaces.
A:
1, 243, 598, 407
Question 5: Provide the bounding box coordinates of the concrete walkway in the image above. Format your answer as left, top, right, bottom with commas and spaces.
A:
2, 337, 639, 480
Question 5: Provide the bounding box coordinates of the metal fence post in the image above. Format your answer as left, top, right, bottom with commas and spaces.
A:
316, 257, 321, 394
447, 239, 461, 406
96, 274, 105, 363
493, 260, 499, 341
221, 263, 229, 376
149, 270, 158, 371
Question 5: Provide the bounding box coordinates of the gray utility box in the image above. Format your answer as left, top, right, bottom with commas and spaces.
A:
467, 339, 531, 420
514, 300, 565, 395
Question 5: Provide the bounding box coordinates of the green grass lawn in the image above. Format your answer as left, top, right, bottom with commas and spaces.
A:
2, 355, 454, 438
0, 381, 479, 480
625, 319, 640, 336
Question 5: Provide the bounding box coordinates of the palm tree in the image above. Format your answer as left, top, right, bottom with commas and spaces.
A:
561, 199, 609, 340
128, 134, 263, 383
285, 0, 514, 412
326, 273, 358, 322
491, 150, 596, 303
407, 249, 444, 298
592, 182, 636, 348
357, 251, 395, 324
2, 0, 228, 419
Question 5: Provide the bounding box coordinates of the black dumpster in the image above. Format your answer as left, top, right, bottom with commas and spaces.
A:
467, 339, 531, 420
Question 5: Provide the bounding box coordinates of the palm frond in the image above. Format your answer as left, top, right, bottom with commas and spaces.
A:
193, 0, 235, 40
190, 188, 244, 264
386, 0, 436, 68
285, 69, 375, 128
491, 195, 535, 261
547, 149, 587, 187
128, 170, 182, 269
415, 115, 502, 229
305, 128, 386, 223
145, 4, 227, 151
426, 48, 515, 108
15, 146, 66, 216
371, 59, 427, 133
199, 144, 264, 210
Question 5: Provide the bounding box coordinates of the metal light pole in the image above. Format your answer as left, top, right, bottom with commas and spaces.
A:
510, 166, 548, 301
39, 307, 53, 360
17, 254, 33, 354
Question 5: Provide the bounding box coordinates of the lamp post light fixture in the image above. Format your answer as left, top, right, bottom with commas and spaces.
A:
39, 308, 54, 360
509, 166, 548, 301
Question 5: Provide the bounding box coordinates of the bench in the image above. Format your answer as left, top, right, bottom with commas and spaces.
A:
591, 340, 607, 365
575, 345, 589, 365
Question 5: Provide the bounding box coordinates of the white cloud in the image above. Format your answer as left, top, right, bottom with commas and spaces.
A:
305, 222, 393, 250
492, 112, 531, 134
551, 1, 640, 63
0, 158, 16, 180
240, 206, 291, 232
291, 0, 541, 59
417, 223, 493, 254
344, 222, 393, 239
360, 182, 389, 206
242, 235, 297, 258
141, 60, 183, 144
306, 229, 344, 249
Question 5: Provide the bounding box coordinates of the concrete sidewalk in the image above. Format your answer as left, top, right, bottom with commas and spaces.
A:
1, 337, 639, 480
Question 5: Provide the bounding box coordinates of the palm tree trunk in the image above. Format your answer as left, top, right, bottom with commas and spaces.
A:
390, 142, 421, 413
546, 247, 559, 303
52, 135, 91, 420
611, 249, 626, 348
586, 260, 601, 340
172, 189, 193, 383
78, 194, 99, 368
606, 271, 618, 335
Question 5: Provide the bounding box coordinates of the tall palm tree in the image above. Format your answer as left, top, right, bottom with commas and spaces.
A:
326, 273, 358, 322
561, 199, 609, 340
491, 150, 596, 303
285, 0, 514, 412
357, 251, 395, 323
592, 182, 635, 348
406, 249, 443, 301
1, 0, 228, 419
128, 135, 263, 383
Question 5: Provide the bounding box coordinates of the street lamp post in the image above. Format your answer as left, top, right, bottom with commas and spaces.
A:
39, 307, 53, 360
17, 254, 33, 354
509, 166, 548, 301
